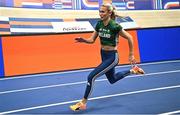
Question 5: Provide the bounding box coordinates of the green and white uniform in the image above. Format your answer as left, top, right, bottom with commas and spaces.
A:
95, 19, 122, 47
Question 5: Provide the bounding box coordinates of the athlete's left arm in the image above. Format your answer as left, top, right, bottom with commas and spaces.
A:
119, 29, 134, 61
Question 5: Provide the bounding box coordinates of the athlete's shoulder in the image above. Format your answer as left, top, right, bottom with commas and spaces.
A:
110, 19, 120, 26
96, 20, 103, 25
95, 20, 103, 32
110, 19, 123, 32
95, 20, 103, 28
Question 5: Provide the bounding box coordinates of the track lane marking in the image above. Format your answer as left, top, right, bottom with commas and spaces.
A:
0, 85, 180, 114
1, 70, 180, 95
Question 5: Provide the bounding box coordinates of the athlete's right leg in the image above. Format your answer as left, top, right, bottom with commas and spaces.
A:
83, 56, 118, 100
70, 50, 118, 111
70, 60, 117, 111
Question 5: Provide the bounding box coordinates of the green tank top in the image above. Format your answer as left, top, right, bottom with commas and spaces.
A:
95, 19, 122, 47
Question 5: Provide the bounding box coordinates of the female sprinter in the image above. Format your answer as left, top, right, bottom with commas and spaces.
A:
70, 3, 145, 111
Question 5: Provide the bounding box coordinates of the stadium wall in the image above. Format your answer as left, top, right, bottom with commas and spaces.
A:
0, 27, 180, 77
0, 8, 180, 77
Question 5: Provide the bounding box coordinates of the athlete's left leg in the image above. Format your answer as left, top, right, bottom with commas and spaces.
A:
105, 67, 131, 84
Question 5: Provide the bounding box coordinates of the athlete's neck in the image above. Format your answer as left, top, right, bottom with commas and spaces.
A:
103, 18, 111, 26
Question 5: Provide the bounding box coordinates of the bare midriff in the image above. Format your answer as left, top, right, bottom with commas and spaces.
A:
101, 45, 117, 51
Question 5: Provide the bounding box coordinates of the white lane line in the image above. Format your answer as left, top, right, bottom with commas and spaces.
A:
159, 110, 180, 115
0, 85, 180, 115
1, 60, 180, 81
0, 70, 180, 95
0, 80, 89, 95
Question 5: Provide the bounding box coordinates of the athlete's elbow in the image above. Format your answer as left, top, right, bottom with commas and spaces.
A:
127, 35, 133, 42
88, 39, 95, 44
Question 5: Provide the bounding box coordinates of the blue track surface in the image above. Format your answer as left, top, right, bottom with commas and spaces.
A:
0, 60, 180, 114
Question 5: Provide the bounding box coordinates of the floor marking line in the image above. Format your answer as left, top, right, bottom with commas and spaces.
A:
0, 85, 180, 115
159, 110, 180, 115
1, 70, 180, 95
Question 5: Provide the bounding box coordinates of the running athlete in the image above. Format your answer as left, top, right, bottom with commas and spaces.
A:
70, 3, 145, 111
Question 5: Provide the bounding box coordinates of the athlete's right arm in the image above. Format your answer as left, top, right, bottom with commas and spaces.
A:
75, 31, 98, 44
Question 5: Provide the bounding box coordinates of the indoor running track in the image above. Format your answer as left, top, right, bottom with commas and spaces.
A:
0, 60, 180, 114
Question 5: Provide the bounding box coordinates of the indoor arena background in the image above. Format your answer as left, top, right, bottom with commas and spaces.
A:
0, 0, 180, 114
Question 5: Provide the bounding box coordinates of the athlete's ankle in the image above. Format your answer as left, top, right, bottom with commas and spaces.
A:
81, 98, 87, 104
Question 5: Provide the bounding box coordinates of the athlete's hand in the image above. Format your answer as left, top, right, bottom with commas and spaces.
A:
75, 37, 86, 43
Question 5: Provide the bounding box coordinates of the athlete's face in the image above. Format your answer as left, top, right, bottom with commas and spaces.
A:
99, 6, 111, 21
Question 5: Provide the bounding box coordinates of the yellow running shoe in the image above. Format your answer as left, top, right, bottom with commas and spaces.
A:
70, 102, 86, 111
131, 65, 145, 74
